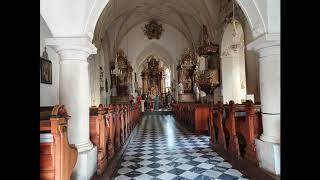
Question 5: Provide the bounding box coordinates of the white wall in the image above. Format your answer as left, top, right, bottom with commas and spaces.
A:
40, 15, 60, 106
221, 21, 247, 104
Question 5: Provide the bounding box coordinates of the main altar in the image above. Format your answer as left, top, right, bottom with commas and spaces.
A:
141, 56, 165, 96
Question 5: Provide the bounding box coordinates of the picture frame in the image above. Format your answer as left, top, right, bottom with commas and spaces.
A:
40, 57, 52, 84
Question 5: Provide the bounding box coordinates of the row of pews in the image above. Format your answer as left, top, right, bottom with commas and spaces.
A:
40, 103, 142, 179
40, 105, 78, 180
173, 100, 262, 164
172, 103, 210, 134
89, 103, 142, 175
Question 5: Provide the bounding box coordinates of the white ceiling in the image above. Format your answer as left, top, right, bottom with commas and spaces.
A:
94, 0, 222, 48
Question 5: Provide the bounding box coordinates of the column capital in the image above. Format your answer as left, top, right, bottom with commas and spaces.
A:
247, 33, 280, 51
45, 36, 97, 61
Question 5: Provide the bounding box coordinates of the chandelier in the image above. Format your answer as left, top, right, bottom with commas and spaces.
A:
228, 0, 244, 53
197, 25, 219, 56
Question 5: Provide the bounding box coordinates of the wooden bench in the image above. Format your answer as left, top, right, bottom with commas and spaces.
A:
174, 103, 210, 134
209, 100, 263, 164
40, 105, 78, 180
89, 104, 108, 175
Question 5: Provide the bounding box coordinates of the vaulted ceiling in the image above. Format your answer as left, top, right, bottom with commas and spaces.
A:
93, 0, 221, 49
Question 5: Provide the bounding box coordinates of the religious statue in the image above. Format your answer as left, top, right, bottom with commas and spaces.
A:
193, 82, 200, 102
99, 67, 104, 89
150, 85, 159, 98
178, 82, 184, 94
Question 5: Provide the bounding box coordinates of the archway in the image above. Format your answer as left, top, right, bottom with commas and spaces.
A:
220, 20, 246, 104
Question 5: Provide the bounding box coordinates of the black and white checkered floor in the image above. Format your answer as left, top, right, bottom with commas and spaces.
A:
114, 115, 249, 180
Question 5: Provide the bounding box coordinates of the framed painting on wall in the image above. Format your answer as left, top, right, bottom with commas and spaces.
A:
40, 57, 52, 84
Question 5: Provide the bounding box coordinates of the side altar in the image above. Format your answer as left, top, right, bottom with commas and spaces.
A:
110, 49, 133, 103
177, 48, 197, 102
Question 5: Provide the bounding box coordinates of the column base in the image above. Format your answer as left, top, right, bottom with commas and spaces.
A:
72, 145, 97, 180
75, 141, 94, 153
255, 138, 280, 175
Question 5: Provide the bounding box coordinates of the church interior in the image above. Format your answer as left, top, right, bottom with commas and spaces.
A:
40, 0, 280, 179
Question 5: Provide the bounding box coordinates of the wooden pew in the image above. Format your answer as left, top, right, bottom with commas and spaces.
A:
106, 104, 115, 161
89, 104, 108, 175
174, 103, 209, 135
209, 100, 263, 164
114, 104, 121, 152
40, 105, 78, 180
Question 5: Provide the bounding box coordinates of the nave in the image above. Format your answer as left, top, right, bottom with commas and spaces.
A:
113, 115, 247, 180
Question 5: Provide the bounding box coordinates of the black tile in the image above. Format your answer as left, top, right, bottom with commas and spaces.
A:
193, 175, 215, 180
148, 157, 162, 162
127, 163, 144, 170
186, 161, 202, 166
210, 166, 228, 172
149, 152, 161, 156
130, 158, 144, 163
200, 155, 213, 159
124, 171, 142, 178
147, 163, 162, 168
217, 174, 239, 180
171, 176, 189, 180
146, 169, 165, 177
189, 167, 207, 174
167, 168, 185, 175
132, 153, 145, 157
167, 162, 183, 167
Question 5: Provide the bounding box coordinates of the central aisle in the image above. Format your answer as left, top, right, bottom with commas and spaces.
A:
114, 115, 248, 180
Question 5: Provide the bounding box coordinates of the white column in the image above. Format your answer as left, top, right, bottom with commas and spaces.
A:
46, 36, 98, 179
247, 33, 280, 175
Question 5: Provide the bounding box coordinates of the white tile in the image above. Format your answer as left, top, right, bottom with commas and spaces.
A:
191, 153, 203, 157
157, 159, 171, 165
211, 156, 224, 161
117, 167, 133, 174
202, 169, 222, 178
123, 156, 136, 161
206, 152, 218, 156
158, 165, 175, 172
134, 174, 154, 180
175, 158, 190, 163
114, 175, 131, 180
121, 161, 135, 167
197, 163, 215, 169
157, 172, 177, 180
138, 160, 153, 166
125, 151, 136, 156
140, 155, 153, 159
202, 148, 213, 152
224, 169, 243, 177
141, 150, 153, 154
176, 164, 194, 170
179, 171, 200, 179
193, 157, 208, 162
216, 162, 232, 168
156, 154, 170, 159
175, 154, 186, 158
136, 166, 154, 173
